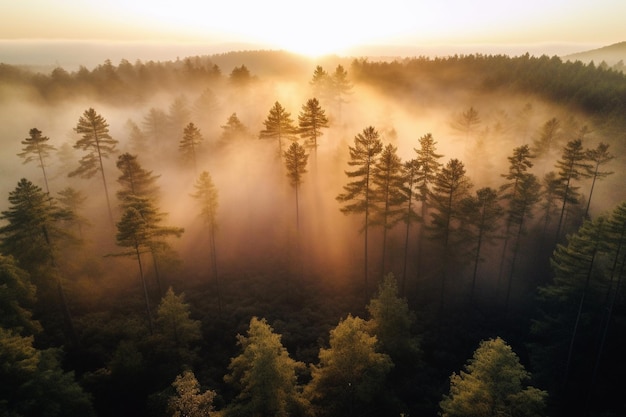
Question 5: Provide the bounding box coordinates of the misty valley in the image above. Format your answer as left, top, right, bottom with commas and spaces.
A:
1, 50, 626, 417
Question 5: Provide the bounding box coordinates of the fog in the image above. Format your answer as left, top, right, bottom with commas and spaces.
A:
0, 52, 623, 304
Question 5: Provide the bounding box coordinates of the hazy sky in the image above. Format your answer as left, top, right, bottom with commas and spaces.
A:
2, 0, 625, 57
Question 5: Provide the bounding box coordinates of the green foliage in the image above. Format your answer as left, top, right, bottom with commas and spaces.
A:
0, 179, 72, 273
414, 133, 443, 213
440, 337, 547, 417
224, 317, 308, 417
366, 273, 420, 363
0, 328, 95, 417
372, 143, 406, 229
306, 314, 392, 416
116, 153, 160, 204
0, 255, 40, 335
168, 370, 216, 417
155, 287, 202, 349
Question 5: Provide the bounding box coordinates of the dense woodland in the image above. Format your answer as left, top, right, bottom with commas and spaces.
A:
1, 49, 626, 417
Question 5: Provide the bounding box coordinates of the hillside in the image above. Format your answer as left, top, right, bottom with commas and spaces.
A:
563, 41, 626, 65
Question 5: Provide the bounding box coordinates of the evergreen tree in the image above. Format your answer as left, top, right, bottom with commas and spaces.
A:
497, 145, 534, 285
224, 317, 308, 417
57, 187, 89, 239
191, 171, 221, 311
366, 273, 420, 365
125, 119, 147, 155
503, 173, 541, 311
429, 158, 472, 312
450, 106, 481, 146
154, 287, 202, 367
371, 143, 405, 276
220, 112, 249, 144
532, 117, 561, 157
460, 187, 503, 304
554, 138, 592, 242
142, 107, 168, 143
584, 142, 614, 217
0, 255, 41, 335
305, 314, 392, 417
309, 65, 331, 104
283, 142, 309, 242
539, 171, 561, 238
18, 128, 56, 195
179, 122, 204, 174
440, 337, 547, 417
336, 126, 383, 293
259, 101, 297, 155
167, 96, 191, 139
168, 370, 216, 417
298, 98, 329, 160
116, 153, 181, 296
69, 108, 118, 225
331, 64, 352, 122
400, 158, 420, 294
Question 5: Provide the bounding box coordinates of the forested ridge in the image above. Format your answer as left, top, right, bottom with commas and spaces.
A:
1, 49, 626, 417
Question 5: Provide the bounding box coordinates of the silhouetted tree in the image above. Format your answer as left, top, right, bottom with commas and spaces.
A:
336, 126, 383, 293
57, 187, 89, 239
503, 173, 541, 311
429, 158, 472, 313
224, 317, 308, 417
310, 65, 331, 104
179, 122, 204, 174
284, 142, 308, 245
142, 107, 168, 143
331, 65, 352, 122
440, 337, 547, 417
554, 138, 592, 242
125, 119, 147, 155
298, 98, 329, 162
372, 143, 405, 276
18, 128, 56, 195
259, 101, 298, 155
400, 158, 420, 294
584, 142, 614, 217
450, 106, 481, 147
167, 96, 191, 139
460, 187, 503, 304
191, 171, 221, 312
69, 108, 118, 225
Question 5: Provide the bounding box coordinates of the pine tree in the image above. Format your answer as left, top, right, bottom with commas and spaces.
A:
224, 317, 308, 417
503, 173, 541, 311
584, 142, 614, 217
298, 98, 329, 162
125, 119, 147, 155
18, 128, 56, 195
336, 126, 383, 293
69, 108, 118, 225
440, 337, 547, 417
554, 138, 592, 242
57, 187, 89, 239
191, 171, 221, 312
220, 113, 249, 144
497, 145, 534, 289
305, 314, 392, 417
450, 106, 481, 146
310, 65, 331, 104
259, 101, 297, 155
283, 142, 308, 251
400, 158, 421, 294
371, 143, 405, 277
460, 187, 503, 304
429, 158, 472, 313
142, 107, 168, 143
532, 117, 561, 157
179, 122, 203, 174
331, 65, 352, 122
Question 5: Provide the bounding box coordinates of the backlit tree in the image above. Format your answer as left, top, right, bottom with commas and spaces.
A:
259, 101, 297, 155
18, 128, 56, 195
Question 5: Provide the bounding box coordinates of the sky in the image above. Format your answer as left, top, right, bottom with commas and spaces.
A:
1, 0, 625, 64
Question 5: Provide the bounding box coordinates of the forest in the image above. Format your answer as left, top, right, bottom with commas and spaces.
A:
1, 49, 626, 417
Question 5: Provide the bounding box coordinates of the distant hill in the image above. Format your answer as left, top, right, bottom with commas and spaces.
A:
563, 41, 626, 65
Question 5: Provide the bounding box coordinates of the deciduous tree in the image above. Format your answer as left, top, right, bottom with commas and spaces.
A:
168, 370, 216, 417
